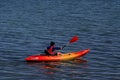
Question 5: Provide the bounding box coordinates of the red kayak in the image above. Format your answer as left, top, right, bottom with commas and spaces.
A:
25, 49, 90, 62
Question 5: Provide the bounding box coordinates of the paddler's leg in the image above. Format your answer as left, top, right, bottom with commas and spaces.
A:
57, 52, 62, 56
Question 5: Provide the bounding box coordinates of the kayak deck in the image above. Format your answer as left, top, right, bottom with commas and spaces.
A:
25, 49, 90, 62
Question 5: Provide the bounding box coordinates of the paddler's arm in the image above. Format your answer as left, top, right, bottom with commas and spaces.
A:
54, 47, 62, 50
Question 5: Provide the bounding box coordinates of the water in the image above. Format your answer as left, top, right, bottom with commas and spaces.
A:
0, 0, 120, 80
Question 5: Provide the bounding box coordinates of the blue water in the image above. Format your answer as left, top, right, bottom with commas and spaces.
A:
0, 0, 120, 80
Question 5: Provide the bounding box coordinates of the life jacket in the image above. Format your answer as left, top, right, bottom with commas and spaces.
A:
47, 46, 54, 54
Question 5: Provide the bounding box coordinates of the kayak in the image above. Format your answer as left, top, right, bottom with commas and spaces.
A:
25, 49, 90, 62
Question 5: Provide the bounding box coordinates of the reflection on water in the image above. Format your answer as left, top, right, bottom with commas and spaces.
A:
26, 59, 88, 75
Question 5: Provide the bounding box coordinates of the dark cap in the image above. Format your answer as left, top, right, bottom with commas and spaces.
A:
50, 41, 55, 46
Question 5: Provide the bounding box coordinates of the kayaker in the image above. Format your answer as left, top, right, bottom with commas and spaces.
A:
44, 41, 62, 55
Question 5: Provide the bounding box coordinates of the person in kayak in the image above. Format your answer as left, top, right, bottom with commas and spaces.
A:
44, 41, 62, 55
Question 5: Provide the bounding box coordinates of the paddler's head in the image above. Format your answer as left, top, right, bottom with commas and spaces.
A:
50, 41, 55, 46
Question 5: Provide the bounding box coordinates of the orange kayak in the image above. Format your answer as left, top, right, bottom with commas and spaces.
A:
25, 49, 90, 62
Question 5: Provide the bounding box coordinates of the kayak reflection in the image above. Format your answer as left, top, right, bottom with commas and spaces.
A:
26, 58, 88, 75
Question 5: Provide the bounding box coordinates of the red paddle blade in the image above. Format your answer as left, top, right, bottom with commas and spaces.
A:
69, 36, 79, 44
